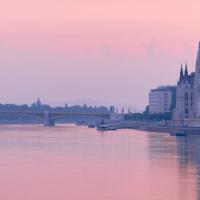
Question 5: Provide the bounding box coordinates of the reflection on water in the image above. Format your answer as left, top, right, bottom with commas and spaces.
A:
0, 125, 199, 199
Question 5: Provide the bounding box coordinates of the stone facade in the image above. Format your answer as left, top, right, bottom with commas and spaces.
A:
172, 42, 200, 127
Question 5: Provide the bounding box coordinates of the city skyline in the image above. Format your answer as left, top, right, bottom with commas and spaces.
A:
1, 0, 200, 110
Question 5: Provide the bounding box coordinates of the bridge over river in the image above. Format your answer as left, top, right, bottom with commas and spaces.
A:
0, 111, 110, 126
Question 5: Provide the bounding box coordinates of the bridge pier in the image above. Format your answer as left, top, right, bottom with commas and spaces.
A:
44, 111, 55, 127
44, 119, 55, 127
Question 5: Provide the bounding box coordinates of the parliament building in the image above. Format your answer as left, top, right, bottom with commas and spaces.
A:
172, 42, 200, 127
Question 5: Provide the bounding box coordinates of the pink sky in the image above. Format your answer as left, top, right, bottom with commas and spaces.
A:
1, 0, 200, 110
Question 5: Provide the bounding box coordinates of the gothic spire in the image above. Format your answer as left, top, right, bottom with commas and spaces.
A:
179, 64, 184, 83
185, 63, 188, 76
195, 41, 200, 74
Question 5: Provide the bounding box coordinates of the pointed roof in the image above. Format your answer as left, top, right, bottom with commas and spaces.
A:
185, 63, 188, 76
36, 97, 42, 106
195, 41, 200, 73
179, 64, 184, 83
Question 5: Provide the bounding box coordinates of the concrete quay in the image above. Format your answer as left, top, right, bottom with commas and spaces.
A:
109, 120, 200, 135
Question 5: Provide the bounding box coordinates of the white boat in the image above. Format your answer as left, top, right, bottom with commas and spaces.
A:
97, 124, 117, 131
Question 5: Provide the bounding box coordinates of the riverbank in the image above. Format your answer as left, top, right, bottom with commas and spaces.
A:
104, 120, 200, 135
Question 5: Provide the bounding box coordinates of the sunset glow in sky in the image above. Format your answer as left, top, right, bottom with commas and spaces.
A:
1, 0, 200, 109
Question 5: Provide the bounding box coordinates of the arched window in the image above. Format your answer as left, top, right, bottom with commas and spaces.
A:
191, 94, 193, 107
185, 92, 189, 118
185, 92, 189, 100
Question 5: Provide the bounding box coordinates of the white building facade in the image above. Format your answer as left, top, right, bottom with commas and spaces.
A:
149, 86, 175, 114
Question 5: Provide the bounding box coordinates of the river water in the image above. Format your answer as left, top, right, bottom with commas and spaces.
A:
0, 124, 199, 200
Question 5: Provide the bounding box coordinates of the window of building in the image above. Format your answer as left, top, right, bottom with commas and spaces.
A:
191, 94, 193, 107
185, 92, 189, 118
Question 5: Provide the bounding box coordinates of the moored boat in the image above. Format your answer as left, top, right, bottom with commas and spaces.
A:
97, 124, 117, 131
88, 123, 96, 128
170, 129, 186, 136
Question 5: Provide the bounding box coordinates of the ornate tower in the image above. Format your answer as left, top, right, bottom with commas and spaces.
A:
185, 63, 188, 76
179, 64, 183, 83
194, 42, 200, 118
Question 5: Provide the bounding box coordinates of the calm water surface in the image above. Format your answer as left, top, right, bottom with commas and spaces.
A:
0, 124, 199, 200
